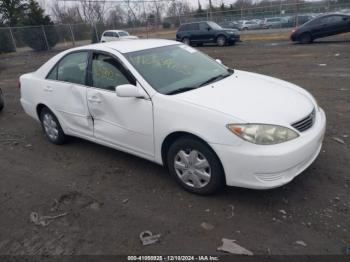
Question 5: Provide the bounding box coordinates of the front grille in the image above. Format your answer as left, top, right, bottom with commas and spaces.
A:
291, 109, 315, 132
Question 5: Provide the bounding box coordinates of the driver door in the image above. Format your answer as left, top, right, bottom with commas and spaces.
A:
86, 52, 154, 159
198, 22, 213, 42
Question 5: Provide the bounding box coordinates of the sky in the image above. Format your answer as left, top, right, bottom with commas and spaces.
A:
39, 0, 251, 10
39, 0, 322, 17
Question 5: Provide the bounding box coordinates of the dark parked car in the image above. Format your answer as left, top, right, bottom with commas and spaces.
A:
176, 21, 240, 47
0, 88, 4, 111
291, 13, 350, 43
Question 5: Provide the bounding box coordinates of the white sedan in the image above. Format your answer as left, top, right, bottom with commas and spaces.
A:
20, 39, 326, 194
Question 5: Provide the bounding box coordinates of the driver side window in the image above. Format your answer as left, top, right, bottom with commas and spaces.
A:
91, 53, 135, 91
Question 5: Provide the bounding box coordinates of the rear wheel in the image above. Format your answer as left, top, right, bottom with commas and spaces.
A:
182, 37, 190, 45
167, 136, 225, 195
217, 35, 226, 47
40, 107, 66, 145
299, 32, 312, 44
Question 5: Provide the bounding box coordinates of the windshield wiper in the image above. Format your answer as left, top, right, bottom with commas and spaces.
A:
197, 69, 234, 87
166, 69, 234, 95
166, 86, 198, 95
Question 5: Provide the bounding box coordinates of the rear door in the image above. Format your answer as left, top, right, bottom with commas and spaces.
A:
86, 51, 154, 158
188, 23, 201, 42
103, 31, 112, 42
327, 15, 350, 35
45, 51, 93, 137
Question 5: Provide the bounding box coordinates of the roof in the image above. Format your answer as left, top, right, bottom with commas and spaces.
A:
103, 29, 128, 33
79, 39, 180, 54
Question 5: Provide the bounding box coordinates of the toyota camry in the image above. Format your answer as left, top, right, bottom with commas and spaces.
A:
20, 39, 326, 194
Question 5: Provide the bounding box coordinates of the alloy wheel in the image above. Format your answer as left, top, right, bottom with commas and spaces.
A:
42, 113, 59, 141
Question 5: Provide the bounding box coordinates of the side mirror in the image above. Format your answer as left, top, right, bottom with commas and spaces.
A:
207, 27, 211, 31
216, 59, 223, 64
115, 84, 146, 98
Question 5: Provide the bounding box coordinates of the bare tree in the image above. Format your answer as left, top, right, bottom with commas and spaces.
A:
79, 0, 106, 24
106, 5, 126, 28
152, 0, 165, 27
51, 2, 83, 24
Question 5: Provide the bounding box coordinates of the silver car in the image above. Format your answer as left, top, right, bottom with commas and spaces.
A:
239, 20, 261, 30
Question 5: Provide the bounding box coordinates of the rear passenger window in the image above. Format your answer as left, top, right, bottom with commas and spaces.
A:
179, 24, 188, 31
47, 65, 58, 80
57, 52, 88, 85
188, 23, 199, 31
328, 16, 344, 23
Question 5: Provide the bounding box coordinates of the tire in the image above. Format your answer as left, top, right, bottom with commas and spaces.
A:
167, 136, 225, 195
299, 33, 312, 44
216, 35, 226, 47
40, 107, 66, 145
0, 89, 4, 111
182, 37, 190, 45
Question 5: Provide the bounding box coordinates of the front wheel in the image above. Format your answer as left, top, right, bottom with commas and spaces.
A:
40, 107, 66, 145
182, 37, 190, 45
167, 136, 225, 195
217, 36, 226, 47
299, 33, 312, 44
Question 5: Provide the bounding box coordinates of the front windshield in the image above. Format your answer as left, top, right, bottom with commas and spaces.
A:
207, 21, 222, 30
118, 31, 129, 36
125, 45, 230, 95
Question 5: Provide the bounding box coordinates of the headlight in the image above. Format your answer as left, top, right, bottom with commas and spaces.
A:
227, 31, 235, 34
227, 124, 299, 145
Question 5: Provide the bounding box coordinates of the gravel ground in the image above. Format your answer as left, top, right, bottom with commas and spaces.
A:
0, 35, 349, 255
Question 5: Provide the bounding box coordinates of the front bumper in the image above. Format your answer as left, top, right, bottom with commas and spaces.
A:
210, 108, 326, 189
290, 33, 298, 41
228, 34, 240, 42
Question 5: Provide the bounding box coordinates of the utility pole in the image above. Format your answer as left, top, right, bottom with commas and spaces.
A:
209, 0, 212, 20
295, 0, 299, 27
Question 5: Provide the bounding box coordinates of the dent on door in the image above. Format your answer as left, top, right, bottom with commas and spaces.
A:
54, 83, 93, 137
87, 85, 154, 158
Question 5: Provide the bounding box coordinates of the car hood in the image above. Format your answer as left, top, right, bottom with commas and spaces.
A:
175, 70, 314, 125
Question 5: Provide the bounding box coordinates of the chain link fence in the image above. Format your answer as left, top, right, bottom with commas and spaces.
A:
166, 2, 350, 27
1, 2, 349, 54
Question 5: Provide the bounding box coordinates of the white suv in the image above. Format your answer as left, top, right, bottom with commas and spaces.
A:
100, 30, 138, 42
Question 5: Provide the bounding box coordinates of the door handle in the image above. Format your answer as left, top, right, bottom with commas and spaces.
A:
88, 96, 101, 103
44, 86, 53, 92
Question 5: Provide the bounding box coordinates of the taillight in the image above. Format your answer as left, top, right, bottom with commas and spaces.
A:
18, 79, 21, 89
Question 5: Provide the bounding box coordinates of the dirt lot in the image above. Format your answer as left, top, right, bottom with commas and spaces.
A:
0, 35, 350, 256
